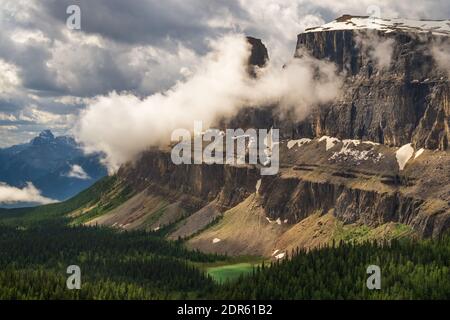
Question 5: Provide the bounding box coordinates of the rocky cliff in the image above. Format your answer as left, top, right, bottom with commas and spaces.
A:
225, 17, 450, 151
79, 16, 450, 257
295, 23, 450, 150
110, 136, 449, 241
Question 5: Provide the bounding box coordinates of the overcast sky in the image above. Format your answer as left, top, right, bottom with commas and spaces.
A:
1, 0, 449, 147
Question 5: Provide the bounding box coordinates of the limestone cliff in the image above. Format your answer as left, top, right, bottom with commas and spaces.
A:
80, 17, 450, 256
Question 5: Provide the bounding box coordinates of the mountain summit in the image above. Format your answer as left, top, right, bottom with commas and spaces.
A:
6, 18, 450, 255
35, 129, 54, 140
306, 15, 450, 35
0, 131, 107, 207
69, 21, 450, 254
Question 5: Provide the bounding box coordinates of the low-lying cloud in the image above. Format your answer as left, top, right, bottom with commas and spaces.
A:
356, 32, 395, 70
432, 40, 450, 78
66, 164, 91, 180
0, 182, 57, 205
75, 34, 342, 172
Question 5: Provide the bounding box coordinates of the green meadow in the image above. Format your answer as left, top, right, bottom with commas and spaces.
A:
207, 263, 257, 283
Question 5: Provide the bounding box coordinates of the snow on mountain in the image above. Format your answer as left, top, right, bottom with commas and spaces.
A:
396, 143, 415, 171
0, 130, 107, 206
306, 15, 450, 36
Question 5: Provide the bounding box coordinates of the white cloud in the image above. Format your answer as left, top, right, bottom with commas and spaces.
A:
44, 30, 201, 97
18, 105, 76, 127
76, 34, 342, 172
356, 33, 395, 70
53, 96, 96, 106
0, 59, 21, 94
234, 0, 450, 65
235, 0, 326, 63
1, 0, 450, 149
66, 165, 91, 180
0, 113, 17, 121
371, 38, 395, 70
432, 41, 450, 78
12, 29, 50, 44
0, 182, 57, 205
0, 125, 18, 131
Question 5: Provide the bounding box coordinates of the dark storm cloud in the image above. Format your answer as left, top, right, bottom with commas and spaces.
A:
7, 0, 448, 100
0, 21, 63, 95
0, 100, 22, 114
41, 0, 248, 51
1, 0, 450, 147
1, 0, 248, 102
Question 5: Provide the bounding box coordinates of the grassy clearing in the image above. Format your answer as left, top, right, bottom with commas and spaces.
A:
201, 256, 266, 283
207, 263, 255, 283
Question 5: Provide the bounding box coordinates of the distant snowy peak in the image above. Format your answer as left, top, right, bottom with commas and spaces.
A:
305, 15, 450, 36
30, 130, 76, 147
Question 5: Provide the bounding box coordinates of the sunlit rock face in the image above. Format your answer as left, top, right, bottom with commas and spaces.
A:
228, 16, 450, 151
294, 16, 450, 150
92, 20, 450, 244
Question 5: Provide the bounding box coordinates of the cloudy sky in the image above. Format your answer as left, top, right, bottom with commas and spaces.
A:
1, 0, 449, 147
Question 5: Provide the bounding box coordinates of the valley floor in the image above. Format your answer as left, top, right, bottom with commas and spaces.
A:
0, 222, 449, 300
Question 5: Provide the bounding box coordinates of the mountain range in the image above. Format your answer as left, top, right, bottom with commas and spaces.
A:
5, 15, 449, 255
0, 130, 107, 207
1, 15, 449, 300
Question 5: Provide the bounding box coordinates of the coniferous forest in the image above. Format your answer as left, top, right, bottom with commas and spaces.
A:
0, 221, 449, 300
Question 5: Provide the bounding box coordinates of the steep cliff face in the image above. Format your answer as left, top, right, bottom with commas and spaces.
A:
78, 18, 450, 256
118, 149, 260, 211
226, 18, 450, 150
258, 171, 447, 239
246, 36, 269, 77
412, 84, 450, 150
295, 21, 450, 150
110, 137, 449, 241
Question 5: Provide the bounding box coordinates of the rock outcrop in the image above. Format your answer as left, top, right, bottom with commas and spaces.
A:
294, 25, 450, 150
81, 18, 450, 255
114, 137, 450, 240
246, 36, 269, 77
227, 17, 450, 151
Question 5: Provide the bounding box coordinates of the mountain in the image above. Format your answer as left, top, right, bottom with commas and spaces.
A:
5, 20, 450, 256
0, 130, 107, 207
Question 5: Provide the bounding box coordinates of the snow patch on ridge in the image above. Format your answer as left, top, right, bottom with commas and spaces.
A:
396, 143, 415, 170
255, 179, 261, 193
363, 141, 380, 146
319, 136, 340, 151
414, 148, 425, 160
306, 16, 450, 36
275, 253, 286, 260
287, 138, 311, 149
319, 136, 381, 152
328, 138, 383, 164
